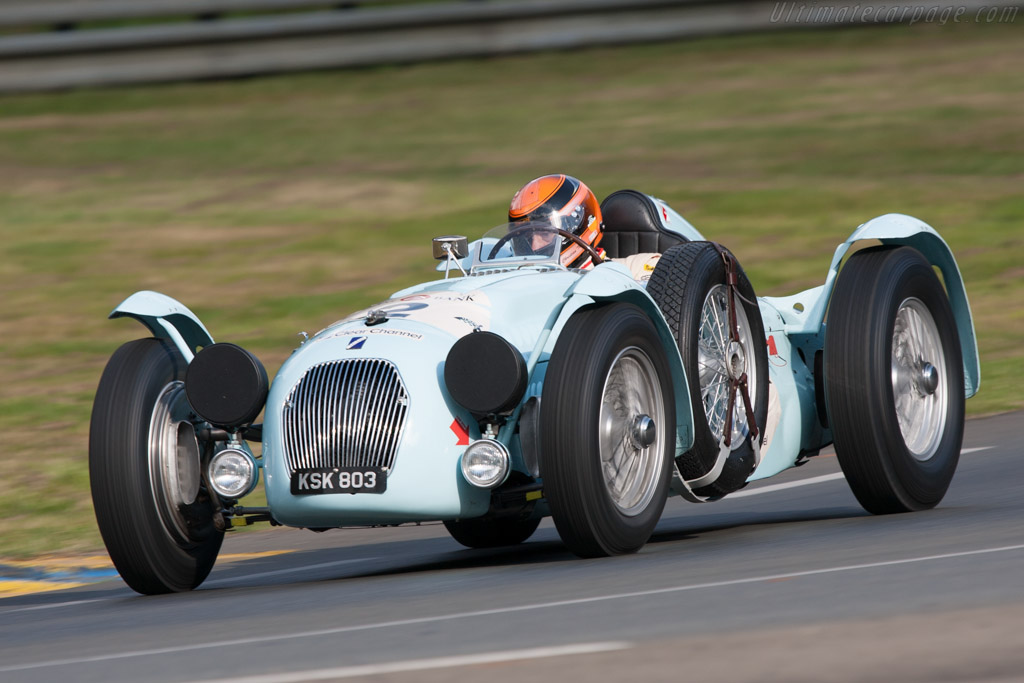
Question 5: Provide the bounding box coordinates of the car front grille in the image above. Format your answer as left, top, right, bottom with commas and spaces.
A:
282, 359, 409, 475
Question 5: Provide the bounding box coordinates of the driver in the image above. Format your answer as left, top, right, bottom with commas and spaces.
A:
508, 174, 662, 280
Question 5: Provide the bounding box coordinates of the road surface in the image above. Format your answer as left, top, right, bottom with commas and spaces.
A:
1, 412, 1021, 682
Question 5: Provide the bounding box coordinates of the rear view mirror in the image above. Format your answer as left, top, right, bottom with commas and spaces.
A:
432, 235, 468, 260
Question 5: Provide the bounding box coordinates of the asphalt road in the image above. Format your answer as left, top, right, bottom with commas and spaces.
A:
2, 412, 1022, 683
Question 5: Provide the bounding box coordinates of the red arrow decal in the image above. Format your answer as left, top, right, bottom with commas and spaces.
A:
450, 418, 470, 446
767, 335, 778, 356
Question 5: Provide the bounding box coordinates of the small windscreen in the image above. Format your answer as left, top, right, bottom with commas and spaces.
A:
470, 222, 563, 271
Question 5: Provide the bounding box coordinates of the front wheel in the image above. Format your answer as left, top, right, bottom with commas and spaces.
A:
90, 338, 223, 594
824, 246, 965, 514
541, 303, 675, 557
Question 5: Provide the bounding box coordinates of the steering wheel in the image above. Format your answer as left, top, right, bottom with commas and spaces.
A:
487, 225, 606, 266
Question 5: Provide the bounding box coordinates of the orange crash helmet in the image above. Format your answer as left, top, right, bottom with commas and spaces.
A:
508, 174, 603, 268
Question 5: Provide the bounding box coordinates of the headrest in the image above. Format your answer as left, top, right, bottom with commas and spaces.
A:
600, 190, 663, 233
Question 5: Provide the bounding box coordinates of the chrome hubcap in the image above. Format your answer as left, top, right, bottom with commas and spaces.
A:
149, 381, 202, 542
631, 415, 657, 449
891, 298, 947, 461
698, 285, 758, 450
599, 347, 665, 516
726, 340, 746, 381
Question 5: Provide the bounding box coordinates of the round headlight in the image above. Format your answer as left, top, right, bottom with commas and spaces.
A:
208, 447, 258, 499
460, 439, 510, 489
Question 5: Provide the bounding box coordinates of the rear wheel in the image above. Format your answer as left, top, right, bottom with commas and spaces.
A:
824, 246, 964, 514
541, 303, 675, 557
647, 242, 768, 497
90, 338, 223, 594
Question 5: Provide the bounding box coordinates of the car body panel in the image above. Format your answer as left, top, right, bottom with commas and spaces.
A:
761, 213, 979, 398
108, 209, 976, 523
109, 290, 214, 362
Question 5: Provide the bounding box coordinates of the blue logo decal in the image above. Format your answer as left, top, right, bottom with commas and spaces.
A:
347, 336, 367, 350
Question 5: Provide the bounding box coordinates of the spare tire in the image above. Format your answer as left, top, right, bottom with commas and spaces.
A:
647, 242, 769, 498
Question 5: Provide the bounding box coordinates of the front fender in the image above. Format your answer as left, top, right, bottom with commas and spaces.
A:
760, 214, 979, 398
109, 290, 214, 362
554, 262, 696, 457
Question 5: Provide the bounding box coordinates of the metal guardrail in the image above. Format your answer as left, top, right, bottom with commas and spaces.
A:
0, 0, 1021, 93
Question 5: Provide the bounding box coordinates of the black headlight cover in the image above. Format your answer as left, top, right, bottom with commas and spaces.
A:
444, 332, 528, 416
185, 342, 268, 429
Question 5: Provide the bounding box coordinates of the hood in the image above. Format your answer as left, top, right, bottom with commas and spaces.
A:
306, 268, 582, 361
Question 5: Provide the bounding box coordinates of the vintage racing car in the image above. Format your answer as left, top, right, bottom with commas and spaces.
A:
89, 188, 980, 595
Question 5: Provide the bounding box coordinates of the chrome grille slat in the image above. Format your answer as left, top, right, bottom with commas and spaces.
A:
368, 368, 391, 471
283, 359, 409, 476
344, 361, 359, 467
352, 361, 369, 467
374, 363, 393, 467
360, 362, 385, 465
326, 361, 341, 469
379, 370, 402, 469
296, 366, 310, 470
353, 360, 372, 467
344, 361, 355, 468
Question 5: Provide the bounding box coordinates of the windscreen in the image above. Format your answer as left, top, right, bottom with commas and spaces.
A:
470, 222, 564, 271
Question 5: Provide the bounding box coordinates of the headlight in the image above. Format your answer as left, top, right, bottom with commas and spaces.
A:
460, 439, 510, 489
208, 447, 259, 499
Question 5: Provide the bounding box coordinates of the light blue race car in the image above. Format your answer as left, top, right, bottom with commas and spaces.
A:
90, 190, 980, 595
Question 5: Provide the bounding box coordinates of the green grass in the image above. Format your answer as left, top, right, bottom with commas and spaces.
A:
1, 21, 1022, 558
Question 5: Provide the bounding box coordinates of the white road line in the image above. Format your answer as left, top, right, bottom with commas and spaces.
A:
730, 473, 845, 498
0, 558, 376, 615
3, 542, 1023, 674
191, 642, 631, 683
203, 557, 374, 586
733, 446, 992, 499
1, 598, 109, 614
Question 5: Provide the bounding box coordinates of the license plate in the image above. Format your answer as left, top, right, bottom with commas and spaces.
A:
291, 467, 386, 495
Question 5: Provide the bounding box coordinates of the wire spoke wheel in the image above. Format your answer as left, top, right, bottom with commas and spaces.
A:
647, 242, 768, 498
698, 284, 758, 451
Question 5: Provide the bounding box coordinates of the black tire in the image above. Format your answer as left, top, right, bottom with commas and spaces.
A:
90, 338, 223, 594
647, 242, 769, 497
443, 515, 541, 549
541, 303, 675, 557
824, 246, 964, 514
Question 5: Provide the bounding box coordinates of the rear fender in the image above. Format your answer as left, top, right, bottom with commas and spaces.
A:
109, 290, 215, 363
760, 214, 979, 398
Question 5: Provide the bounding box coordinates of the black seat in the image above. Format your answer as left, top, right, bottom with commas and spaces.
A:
599, 189, 687, 258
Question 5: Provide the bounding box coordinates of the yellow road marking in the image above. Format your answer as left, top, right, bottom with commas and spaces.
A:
2, 549, 290, 572
0, 549, 295, 598
3, 555, 113, 570
0, 580, 88, 598
218, 550, 292, 562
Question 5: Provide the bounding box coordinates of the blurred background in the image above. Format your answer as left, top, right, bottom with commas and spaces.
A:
0, 0, 1021, 560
